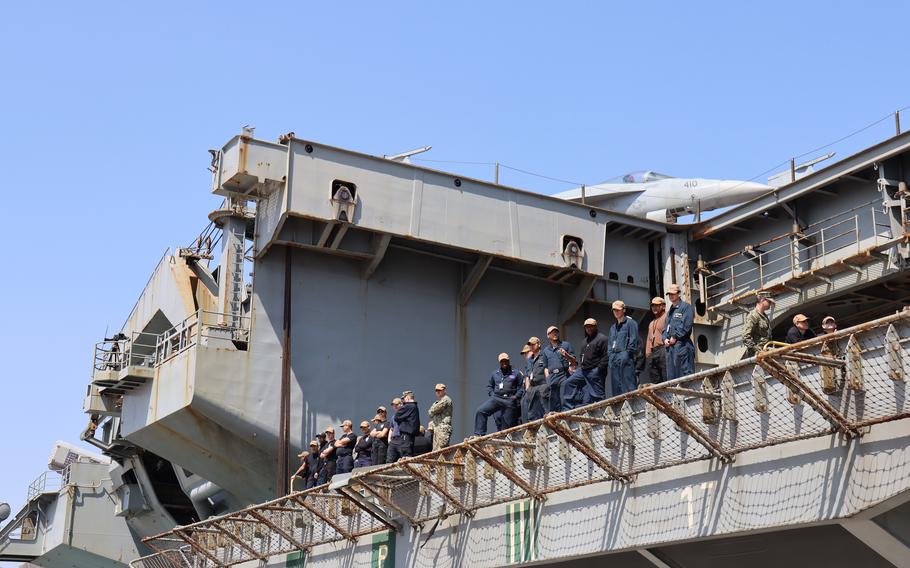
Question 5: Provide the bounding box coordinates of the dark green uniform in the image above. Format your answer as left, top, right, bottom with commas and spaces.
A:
742, 308, 771, 356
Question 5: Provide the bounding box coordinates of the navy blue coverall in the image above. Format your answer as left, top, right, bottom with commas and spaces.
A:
609, 316, 640, 396
543, 340, 575, 412
474, 367, 525, 436
664, 300, 695, 380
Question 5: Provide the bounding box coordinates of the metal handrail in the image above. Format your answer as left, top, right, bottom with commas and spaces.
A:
136, 309, 910, 568
92, 311, 251, 376
26, 470, 64, 502
703, 205, 899, 307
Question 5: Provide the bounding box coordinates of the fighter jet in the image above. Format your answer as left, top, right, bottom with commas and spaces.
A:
553, 171, 773, 223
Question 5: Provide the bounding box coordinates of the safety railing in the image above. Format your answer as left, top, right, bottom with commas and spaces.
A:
93, 311, 251, 379
93, 331, 160, 372
26, 468, 67, 502
155, 311, 251, 366
701, 204, 900, 309
134, 309, 910, 568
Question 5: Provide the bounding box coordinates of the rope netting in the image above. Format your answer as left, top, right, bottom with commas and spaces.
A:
133, 309, 910, 568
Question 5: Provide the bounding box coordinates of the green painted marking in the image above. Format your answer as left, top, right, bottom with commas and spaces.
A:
286, 550, 306, 568
506, 499, 538, 564
371, 530, 396, 568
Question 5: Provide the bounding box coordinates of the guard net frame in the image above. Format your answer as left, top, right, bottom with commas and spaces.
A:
133, 309, 910, 568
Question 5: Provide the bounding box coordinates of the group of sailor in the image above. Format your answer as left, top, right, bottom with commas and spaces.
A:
292, 386, 454, 490
473, 282, 695, 436
741, 295, 839, 355
292, 284, 838, 488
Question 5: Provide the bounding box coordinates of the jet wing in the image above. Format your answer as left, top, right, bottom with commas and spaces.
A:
554, 184, 646, 202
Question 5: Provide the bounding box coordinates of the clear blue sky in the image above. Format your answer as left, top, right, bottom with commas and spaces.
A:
1, 0, 908, 558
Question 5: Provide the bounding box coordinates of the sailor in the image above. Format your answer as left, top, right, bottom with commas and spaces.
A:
822, 315, 838, 334
473, 353, 525, 436
543, 326, 576, 412
663, 284, 695, 380
642, 297, 668, 384
291, 444, 318, 491
608, 301, 640, 396
369, 406, 390, 465
786, 314, 817, 344
562, 318, 609, 409
395, 391, 420, 459
522, 337, 549, 421
385, 398, 405, 463
353, 421, 373, 468
742, 296, 775, 356
313, 432, 327, 484
334, 420, 357, 474
413, 426, 432, 455
317, 427, 338, 484
427, 383, 453, 451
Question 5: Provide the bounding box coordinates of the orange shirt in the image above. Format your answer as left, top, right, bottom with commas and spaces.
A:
646, 312, 667, 356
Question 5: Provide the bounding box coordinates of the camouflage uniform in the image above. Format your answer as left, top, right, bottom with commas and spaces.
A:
742, 308, 771, 356
428, 394, 453, 451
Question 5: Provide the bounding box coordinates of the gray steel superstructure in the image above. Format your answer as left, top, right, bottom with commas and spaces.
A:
3, 128, 910, 568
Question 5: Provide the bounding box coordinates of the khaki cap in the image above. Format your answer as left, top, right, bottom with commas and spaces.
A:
546, 325, 559, 335
435, 383, 446, 390
372, 414, 383, 422
520, 344, 531, 354
527, 336, 541, 345
666, 283, 681, 294
498, 352, 510, 362
401, 390, 414, 399
309, 440, 319, 446
584, 317, 598, 326
324, 426, 335, 433
341, 419, 352, 427
759, 295, 776, 304
360, 420, 370, 428
822, 316, 836, 325
611, 300, 626, 310
376, 405, 387, 413
793, 314, 809, 324
651, 297, 666, 305
297, 450, 309, 458
391, 397, 402, 405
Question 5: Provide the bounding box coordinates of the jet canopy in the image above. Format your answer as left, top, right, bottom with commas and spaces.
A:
620, 170, 674, 184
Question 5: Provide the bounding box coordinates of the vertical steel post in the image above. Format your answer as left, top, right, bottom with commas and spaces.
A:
494, 162, 500, 184
896, 111, 901, 136
278, 248, 293, 497
790, 158, 796, 183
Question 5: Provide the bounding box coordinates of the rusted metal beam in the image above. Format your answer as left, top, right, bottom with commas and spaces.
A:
410, 458, 465, 468
247, 509, 310, 552
545, 418, 629, 481
639, 391, 733, 463
778, 352, 845, 368
400, 463, 470, 515
259, 505, 307, 513
660, 386, 721, 400
562, 415, 620, 426
335, 486, 399, 532
292, 496, 354, 541
759, 357, 859, 437
212, 523, 268, 561
468, 445, 539, 498
174, 529, 224, 568
355, 479, 421, 527
485, 438, 536, 449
